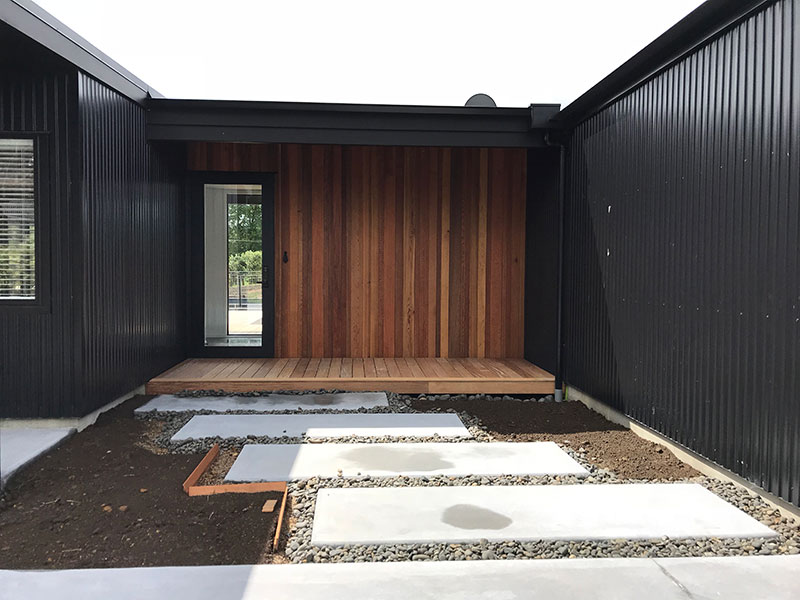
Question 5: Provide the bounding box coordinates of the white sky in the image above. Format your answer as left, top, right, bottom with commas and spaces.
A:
33, 0, 706, 108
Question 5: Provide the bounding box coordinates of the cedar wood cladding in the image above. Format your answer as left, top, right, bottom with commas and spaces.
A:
188, 142, 527, 358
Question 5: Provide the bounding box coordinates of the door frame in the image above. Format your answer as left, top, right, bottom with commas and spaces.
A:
188, 171, 275, 358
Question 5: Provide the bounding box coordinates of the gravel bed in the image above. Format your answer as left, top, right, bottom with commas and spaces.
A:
282, 475, 800, 564
136, 391, 513, 453
135, 390, 800, 563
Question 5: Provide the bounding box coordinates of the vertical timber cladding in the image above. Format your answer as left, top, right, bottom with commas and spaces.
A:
188, 142, 527, 358
564, 0, 800, 506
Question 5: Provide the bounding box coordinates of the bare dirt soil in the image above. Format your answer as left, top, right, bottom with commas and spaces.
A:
411, 397, 700, 480
0, 394, 700, 569
0, 396, 280, 570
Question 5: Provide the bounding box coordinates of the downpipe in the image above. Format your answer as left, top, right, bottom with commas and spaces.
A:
544, 130, 567, 402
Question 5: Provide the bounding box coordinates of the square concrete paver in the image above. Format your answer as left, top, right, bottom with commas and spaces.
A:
224, 441, 589, 481
135, 392, 389, 413
310, 483, 777, 545
0, 427, 74, 487
171, 413, 470, 441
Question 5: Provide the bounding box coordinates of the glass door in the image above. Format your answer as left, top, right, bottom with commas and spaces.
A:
203, 183, 264, 348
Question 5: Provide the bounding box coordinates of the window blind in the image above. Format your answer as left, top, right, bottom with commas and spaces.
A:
0, 138, 36, 299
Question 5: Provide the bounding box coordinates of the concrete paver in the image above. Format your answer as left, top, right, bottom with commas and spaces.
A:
311, 483, 777, 545
0, 428, 74, 487
224, 441, 589, 481
3, 556, 799, 600
171, 413, 470, 441
135, 393, 389, 413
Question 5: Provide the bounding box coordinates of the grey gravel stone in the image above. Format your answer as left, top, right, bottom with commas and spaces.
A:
139, 389, 800, 564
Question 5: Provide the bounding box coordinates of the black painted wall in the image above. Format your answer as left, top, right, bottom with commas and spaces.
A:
76, 74, 186, 415
0, 25, 80, 417
0, 22, 186, 418
524, 148, 560, 375
564, 0, 800, 506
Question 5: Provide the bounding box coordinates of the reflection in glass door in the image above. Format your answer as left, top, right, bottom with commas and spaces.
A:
204, 183, 263, 347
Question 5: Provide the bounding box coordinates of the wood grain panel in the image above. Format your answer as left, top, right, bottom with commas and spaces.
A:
188, 142, 279, 172
188, 142, 526, 358
147, 358, 554, 395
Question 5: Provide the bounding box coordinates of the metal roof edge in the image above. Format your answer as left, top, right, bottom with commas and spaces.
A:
0, 0, 161, 103
147, 97, 559, 118
550, 0, 775, 128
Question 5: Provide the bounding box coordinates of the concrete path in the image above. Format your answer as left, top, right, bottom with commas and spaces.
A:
3, 556, 800, 599
171, 413, 470, 442
135, 392, 389, 414
224, 441, 589, 481
0, 427, 74, 487
311, 483, 776, 545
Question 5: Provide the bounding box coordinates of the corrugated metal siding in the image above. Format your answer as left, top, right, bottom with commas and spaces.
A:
524, 148, 561, 374
0, 69, 79, 418
565, 0, 799, 506
77, 73, 185, 414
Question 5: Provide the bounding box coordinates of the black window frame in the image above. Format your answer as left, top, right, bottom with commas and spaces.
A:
0, 132, 50, 312
188, 172, 276, 358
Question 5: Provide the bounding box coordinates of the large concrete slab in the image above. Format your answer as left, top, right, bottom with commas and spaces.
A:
0, 427, 74, 487
311, 483, 777, 545
3, 556, 800, 600
224, 441, 589, 482
135, 392, 389, 413
171, 413, 470, 441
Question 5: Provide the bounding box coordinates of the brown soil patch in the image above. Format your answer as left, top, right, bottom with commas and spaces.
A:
412, 398, 700, 480
0, 396, 280, 569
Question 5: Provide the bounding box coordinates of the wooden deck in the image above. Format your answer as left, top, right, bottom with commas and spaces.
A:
146, 358, 554, 395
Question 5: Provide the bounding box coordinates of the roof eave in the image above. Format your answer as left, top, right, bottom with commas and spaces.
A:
0, 0, 160, 103
550, 0, 774, 128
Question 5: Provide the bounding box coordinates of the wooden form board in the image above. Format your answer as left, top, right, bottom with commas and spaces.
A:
188, 142, 527, 358
180, 442, 288, 552
146, 357, 555, 395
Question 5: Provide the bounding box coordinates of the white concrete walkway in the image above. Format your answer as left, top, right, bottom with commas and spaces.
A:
2, 556, 799, 599
171, 413, 470, 441
224, 441, 589, 481
135, 392, 389, 414
311, 483, 776, 545
0, 427, 74, 487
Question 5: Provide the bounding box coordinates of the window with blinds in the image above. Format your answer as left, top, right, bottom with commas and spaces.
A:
0, 138, 36, 300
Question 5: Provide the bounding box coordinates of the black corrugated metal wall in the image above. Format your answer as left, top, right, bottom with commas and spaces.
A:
524, 148, 561, 374
564, 0, 799, 506
0, 29, 80, 417
76, 74, 186, 416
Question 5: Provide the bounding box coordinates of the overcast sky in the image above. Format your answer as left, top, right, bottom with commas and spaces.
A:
33, 0, 706, 108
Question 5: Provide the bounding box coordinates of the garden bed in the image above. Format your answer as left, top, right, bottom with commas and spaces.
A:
1, 393, 797, 570
0, 397, 282, 570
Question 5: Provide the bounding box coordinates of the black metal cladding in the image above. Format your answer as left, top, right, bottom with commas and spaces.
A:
524, 148, 561, 375
146, 99, 556, 148
0, 52, 79, 417
76, 74, 186, 415
564, 0, 799, 506
0, 74, 76, 413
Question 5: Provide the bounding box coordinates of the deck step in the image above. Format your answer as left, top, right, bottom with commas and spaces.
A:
145, 358, 555, 395
310, 483, 777, 546
224, 441, 588, 482
170, 413, 471, 441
